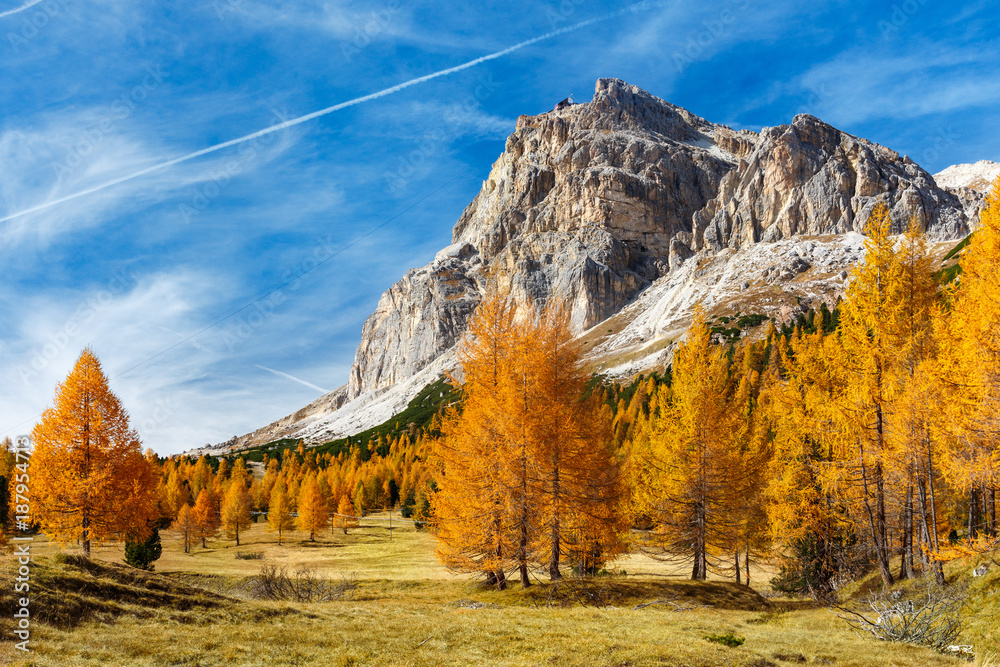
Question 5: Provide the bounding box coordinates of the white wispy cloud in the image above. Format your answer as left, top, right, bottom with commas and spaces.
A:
0, 95, 303, 249
788, 43, 1000, 126
1, 4, 655, 227
0, 268, 224, 443
256, 365, 329, 394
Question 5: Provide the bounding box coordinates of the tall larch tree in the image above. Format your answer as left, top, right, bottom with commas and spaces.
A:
432, 288, 520, 590
192, 488, 219, 548
502, 303, 543, 589
221, 475, 252, 546
296, 473, 329, 541
530, 303, 627, 580
936, 175, 1000, 546
766, 321, 854, 598
834, 203, 905, 587
334, 495, 358, 534
30, 348, 158, 557
267, 478, 295, 545
633, 310, 744, 580
172, 504, 195, 554
885, 215, 941, 581
727, 343, 773, 585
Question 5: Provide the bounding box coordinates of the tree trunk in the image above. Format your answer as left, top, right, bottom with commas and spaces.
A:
82, 516, 91, 558
692, 500, 707, 581
492, 513, 506, 590
860, 436, 894, 587
868, 367, 894, 587
968, 487, 981, 539
916, 477, 932, 567
735, 550, 741, 585
925, 434, 945, 585
989, 487, 997, 536
899, 484, 914, 580
83, 393, 91, 558
549, 449, 562, 581
745, 544, 751, 587
518, 481, 530, 588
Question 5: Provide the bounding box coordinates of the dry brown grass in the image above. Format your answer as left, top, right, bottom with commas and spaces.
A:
0, 517, 986, 666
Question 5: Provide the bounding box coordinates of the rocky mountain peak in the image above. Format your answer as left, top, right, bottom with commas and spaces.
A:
229, 79, 979, 451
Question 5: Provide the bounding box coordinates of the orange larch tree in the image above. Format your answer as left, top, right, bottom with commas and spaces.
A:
30, 348, 158, 557
267, 478, 295, 545
833, 203, 906, 587
334, 494, 358, 534
632, 310, 747, 580
192, 488, 219, 548
433, 287, 625, 589
432, 288, 520, 590
221, 476, 252, 546
935, 175, 1000, 549
529, 303, 627, 580
172, 504, 195, 554
296, 473, 329, 541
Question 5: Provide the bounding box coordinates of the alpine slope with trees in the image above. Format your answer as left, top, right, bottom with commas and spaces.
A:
8, 181, 1000, 667
35, 178, 991, 604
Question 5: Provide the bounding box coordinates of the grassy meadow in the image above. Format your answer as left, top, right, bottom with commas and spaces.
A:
1, 514, 996, 666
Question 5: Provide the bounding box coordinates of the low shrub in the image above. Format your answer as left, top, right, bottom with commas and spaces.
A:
833, 583, 966, 652
248, 565, 357, 603
704, 632, 745, 648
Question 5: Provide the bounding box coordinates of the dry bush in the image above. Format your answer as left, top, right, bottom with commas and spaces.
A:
834, 583, 966, 652
248, 565, 357, 602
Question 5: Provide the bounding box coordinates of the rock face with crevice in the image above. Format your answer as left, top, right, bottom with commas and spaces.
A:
693, 114, 969, 251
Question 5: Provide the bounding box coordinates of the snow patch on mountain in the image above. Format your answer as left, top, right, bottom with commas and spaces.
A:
934, 160, 1000, 192
585, 234, 866, 380
290, 353, 458, 444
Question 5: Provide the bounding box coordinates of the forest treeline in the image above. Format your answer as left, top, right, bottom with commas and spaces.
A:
5, 182, 999, 599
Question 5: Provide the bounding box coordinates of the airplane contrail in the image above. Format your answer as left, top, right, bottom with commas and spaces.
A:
0, 0, 44, 19
256, 365, 329, 394
0, 0, 663, 224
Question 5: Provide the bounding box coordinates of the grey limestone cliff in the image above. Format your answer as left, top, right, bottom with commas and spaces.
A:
346, 78, 971, 400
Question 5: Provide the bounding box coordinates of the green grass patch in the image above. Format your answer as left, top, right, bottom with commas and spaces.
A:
941, 233, 972, 262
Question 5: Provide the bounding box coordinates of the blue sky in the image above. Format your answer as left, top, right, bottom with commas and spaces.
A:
1, 0, 996, 455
